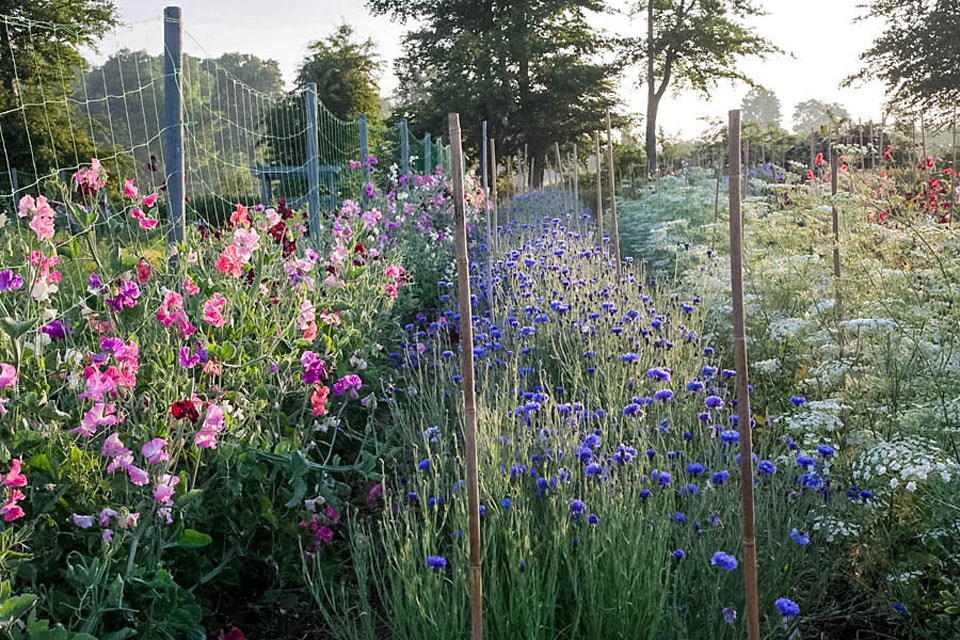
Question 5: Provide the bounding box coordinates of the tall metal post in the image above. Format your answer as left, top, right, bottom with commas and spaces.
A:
399, 118, 410, 176
449, 112, 484, 640
163, 6, 185, 245
304, 82, 321, 241
424, 133, 432, 174
359, 115, 370, 198
490, 137, 498, 255
728, 109, 761, 640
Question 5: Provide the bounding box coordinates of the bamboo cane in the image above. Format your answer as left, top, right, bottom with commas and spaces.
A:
448, 113, 483, 640
728, 109, 760, 640
605, 109, 622, 280
489, 137, 498, 256
595, 130, 603, 243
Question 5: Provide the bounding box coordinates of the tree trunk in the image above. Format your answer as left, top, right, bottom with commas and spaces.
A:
645, 0, 658, 177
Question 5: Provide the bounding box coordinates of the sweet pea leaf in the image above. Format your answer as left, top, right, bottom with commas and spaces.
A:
176, 529, 212, 549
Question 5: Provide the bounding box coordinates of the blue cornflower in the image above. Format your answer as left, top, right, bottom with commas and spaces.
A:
418, 458, 430, 471
720, 430, 740, 444
570, 499, 586, 516
722, 606, 737, 624
796, 456, 816, 468
685, 463, 705, 475
647, 367, 671, 382
860, 490, 874, 500
710, 551, 738, 571
585, 463, 602, 478
621, 353, 638, 363
427, 555, 447, 570
721, 369, 736, 378
673, 549, 685, 561
775, 597, 800, 618
687, 380, 705, 392
587, 513, 599, 524
712, 470, 730, 485
442, 350, 454, 357
817, 444, 835, 457
893, 602, 907, 617
790, 395, 807, 406
502, 497, 512, 510
639, 488, 651, 499
623, 403, 643, 416
758, 460, 777, 475
654, 389, 675, 402
658, 471, 672, 487
789, 528, 810, 546
705, 395, 724, 409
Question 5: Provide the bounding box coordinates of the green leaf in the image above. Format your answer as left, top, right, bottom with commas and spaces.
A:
0, 316, 36, 340
176, 529, 212, 549
101, 629, 137, 640
0, 593, 37, 619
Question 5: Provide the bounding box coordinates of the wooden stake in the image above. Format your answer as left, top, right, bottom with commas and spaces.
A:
594, 130, 603, 243
489, 137, 498, 256
505, 155, 512, 226
605, 109, 622, 280
573, 143, 579, 218
555, 141, 567, 216
727, 109, 760, 640
448, 113, 484, 640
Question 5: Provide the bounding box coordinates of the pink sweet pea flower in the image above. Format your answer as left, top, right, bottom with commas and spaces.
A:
0, 363, 17, 388
215, 245, 243, 278
142, 193, 158, 208
1, 490, 25, 521
123, 179, 139, 199
138, 216, 159, 230
195, 403, 225, 449
141, 438, 170, 464
126, 464, 150, 486
3, 459, 26, 488
153, 474, 179, 503
202, 293, 228, 328
28, 213, 55, 242
72, 402, 118, 438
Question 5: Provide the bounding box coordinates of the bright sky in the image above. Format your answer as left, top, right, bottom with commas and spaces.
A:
99, 0, 889, 138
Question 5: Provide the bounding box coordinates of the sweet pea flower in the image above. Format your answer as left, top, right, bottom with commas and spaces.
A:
123, 179, 139, 199
72, 513, 95, 529
141, 438, 170, 464
0, 490, 25, 521
0, 363, 17, 388
72, 403, 118, 438
202, 293, 228, 328
195, 403, 225, 449
4, 459, 26, 488
142, 193, 158, 208
153, 474, 179, 504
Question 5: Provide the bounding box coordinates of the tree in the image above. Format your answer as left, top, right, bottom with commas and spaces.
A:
792, 99, 849, 135
628, 0, 779, 177
741, 87, 781, 127
367, 0, 619, 186
848, 0, 960, 110
0, 0, 117, 181
214, 53, 284, 94
296, 24, 382, 122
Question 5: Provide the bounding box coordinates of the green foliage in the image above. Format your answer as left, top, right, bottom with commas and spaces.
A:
627, 0, 780, 175
849, 0, 960, 110
368, 0, 619, 186
296, 24, 383, 123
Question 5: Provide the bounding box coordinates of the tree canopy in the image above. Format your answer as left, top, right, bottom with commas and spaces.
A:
792, 99, 849, 135
849, 0, 960, 111
741, 87, 781, 128
0, 0, 117, 181
367, 0, 619, 186
626, 0, 780, 176
296, 24, 382, 122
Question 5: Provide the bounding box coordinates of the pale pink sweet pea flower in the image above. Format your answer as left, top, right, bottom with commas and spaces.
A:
72, 403, 118, 438
17, 195, 35, 218
125, 464, 149, 486
194, 403, 225, 449
153, 474, 179, 503
141, 438, 170, 464
123, 179, 139, 199
202, 293, 228, 328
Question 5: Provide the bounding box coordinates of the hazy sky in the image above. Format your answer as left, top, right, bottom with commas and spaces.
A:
99, 0, 889, 138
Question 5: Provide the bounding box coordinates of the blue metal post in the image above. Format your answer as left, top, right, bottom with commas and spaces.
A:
359, 114, 370, 185
304, 82, 321, 241
424, 133, 432, 174
163, 6, 185, 245
399, 118, 410, 176
10, 168, 17, 202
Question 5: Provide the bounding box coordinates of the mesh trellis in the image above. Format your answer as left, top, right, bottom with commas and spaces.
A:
0, 10, 450, 225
